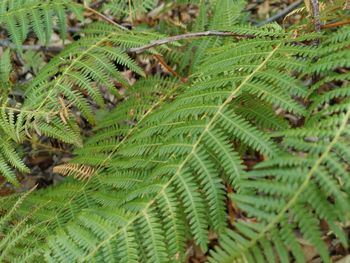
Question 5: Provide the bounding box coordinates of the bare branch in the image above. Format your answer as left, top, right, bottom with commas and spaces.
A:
129, 31, 253, 54
83, 4, 129, 31
0, 39, 64, 52
257, 0, 303, 27
321, 19, 350, 29
311, 0, 321, 32
0, 31, 253, 54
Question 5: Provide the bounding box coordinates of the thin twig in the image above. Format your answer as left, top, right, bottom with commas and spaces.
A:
0, 39, 64, 52
129, 31, 253, 54
83, 4, 128, 31
321, 19, 350, 29
90, 0, 106, 9
257, 0, 303, 27
53, 25, 81, 33
311, 0, 321, 32
0, 31, 252, 54
153, 54, 187, 83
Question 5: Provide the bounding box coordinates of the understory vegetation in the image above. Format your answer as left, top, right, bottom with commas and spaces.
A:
0, 0, 349, 262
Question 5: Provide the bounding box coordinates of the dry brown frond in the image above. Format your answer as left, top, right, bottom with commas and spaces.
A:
53, 164, 96, 181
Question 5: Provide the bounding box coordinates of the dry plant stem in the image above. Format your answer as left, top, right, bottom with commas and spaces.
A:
0, 39, 63, 52
128, 0, 133, 24
129, 31, 253, 53
321, 19, 350, 29
153, 54, 187, 83
311, 0, 321, 32
257, 0, 303, 26
1, 31, 251, 54
83, 5, 129, 31
90, 0, 106, 9
2, 19, 349, 53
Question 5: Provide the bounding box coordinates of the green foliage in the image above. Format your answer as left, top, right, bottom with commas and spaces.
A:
102, 0, 158, 20
0, 188, 45, 262
0, 0, 349, 262
209, 26, 350, 263
0, 0, 84, 52
0, 22, 163, 184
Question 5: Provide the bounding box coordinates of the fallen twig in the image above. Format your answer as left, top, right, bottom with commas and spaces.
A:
311, 0, 321, 32
129, 31, 253, 54
83, 4, 128, 31
0, 39, 64, 52
321, 19, 350, 29
153, 54, 187, 83
257, 0, 303, 27
0, 30, 253, 54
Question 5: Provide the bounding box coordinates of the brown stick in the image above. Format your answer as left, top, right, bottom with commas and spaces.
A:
310, 0, 321, 32
257, 0, 303, 26
129, 31, 253, 54
83, 5, 128, 31
0, 31, 252, 54
0, 39, 63, 52
153, 54, 187, 83
321, 19, 350, 29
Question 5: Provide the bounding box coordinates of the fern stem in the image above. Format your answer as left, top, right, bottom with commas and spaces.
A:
0, 105, 57, 117
1, 31, 254, 54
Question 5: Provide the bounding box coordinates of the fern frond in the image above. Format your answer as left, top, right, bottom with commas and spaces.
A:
0, 0, 84, 51
2, 1, 349, 261
53, 164, 96, 181
35, 30, 314, 262
210, 104, 350, 262
0, 23, 165, 182
209, 27, 350, 263
0, 49, 11, 93
210, 0, 246, 30
102, 0, 157, 20
0, 187, 48, 262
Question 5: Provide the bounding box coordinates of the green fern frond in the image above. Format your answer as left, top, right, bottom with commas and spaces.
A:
0, 49, 11, 93
0, 0, 83, 52
209, 27, 350, 263
0, 23, 163, 182
0, 187, 48, 262
102, 0, 157, 20
210, 104, 350, 262
35, 29, 314, 262
1, 1, 349, 261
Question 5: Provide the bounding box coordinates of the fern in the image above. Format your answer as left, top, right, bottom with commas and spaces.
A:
0, 0, 84, 52
0, 187, 47, 262
0, 21, 163, 183
0, 49, 30, 184
23, 28, 313, 262
102, 0, 158, 20
209, 26, 350, 263
0, 0, 349, 262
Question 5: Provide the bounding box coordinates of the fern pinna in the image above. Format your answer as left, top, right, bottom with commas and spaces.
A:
1, 0, 350, 262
